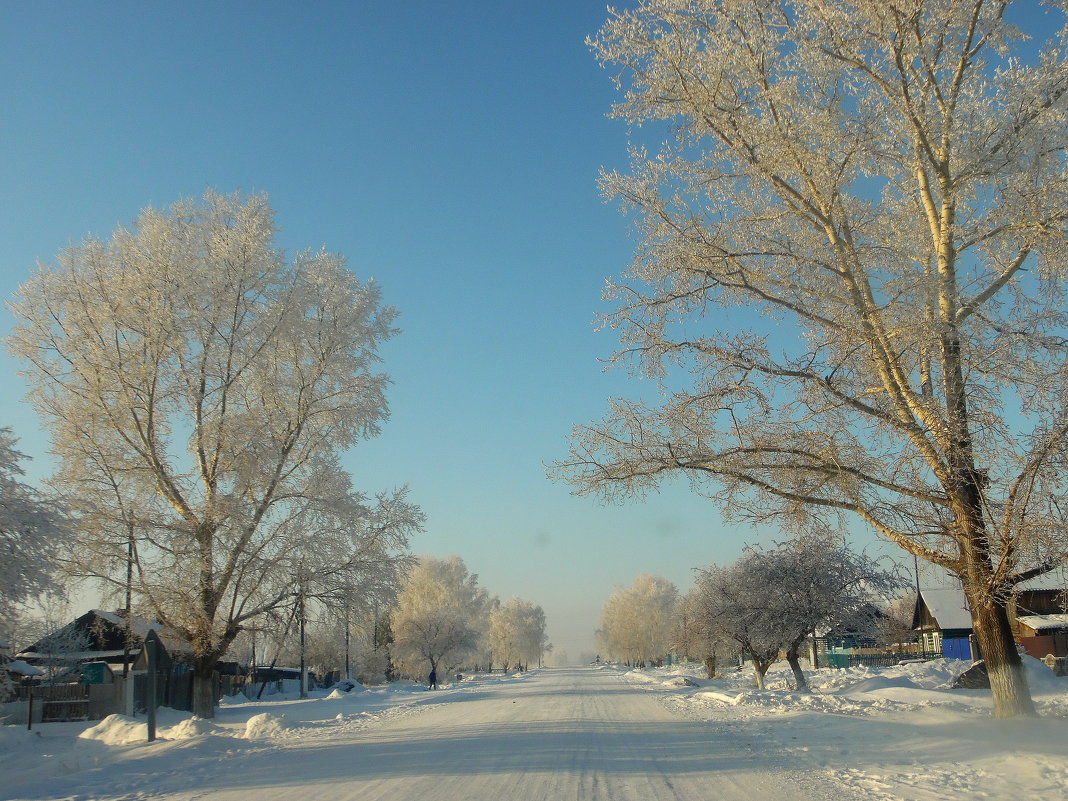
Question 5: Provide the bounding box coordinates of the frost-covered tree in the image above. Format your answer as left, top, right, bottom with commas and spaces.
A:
0, 429, 68, 629
17, 595, 89, 685
738, 536, 904, 690
675, 585, 732, 678
488, 597, 550, 671
8, 191, 419, 717
692, 561, 785, 689
598, 574, 678, 665
390, 556, 493, 680
556, 0, 1068, 717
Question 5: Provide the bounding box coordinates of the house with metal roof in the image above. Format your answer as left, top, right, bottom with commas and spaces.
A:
912, 587, 975, 660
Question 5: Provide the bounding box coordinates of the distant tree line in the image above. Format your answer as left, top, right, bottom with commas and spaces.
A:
597, 535, 902, 690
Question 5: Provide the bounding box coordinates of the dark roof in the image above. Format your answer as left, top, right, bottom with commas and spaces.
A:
17, 609, 186, 663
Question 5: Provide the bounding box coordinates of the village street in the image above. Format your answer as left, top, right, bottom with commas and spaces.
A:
7, 661, 1068, 801
5, 666, 858, 801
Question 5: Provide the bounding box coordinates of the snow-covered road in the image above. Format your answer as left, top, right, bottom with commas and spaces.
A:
7, 660, 1068, 801
275, 665, 816, 801
4, 666, 853, 801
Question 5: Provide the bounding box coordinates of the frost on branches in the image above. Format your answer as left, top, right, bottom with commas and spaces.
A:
598, 574, 678, 666
8, 191, 420, 717
0, 429, 67, 625
554, 0, 1068, 717
488, 598, 550, 671
693, 537, 902, 690
390, 556, 495, 680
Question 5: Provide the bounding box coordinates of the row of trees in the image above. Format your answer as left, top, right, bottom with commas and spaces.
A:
218, 555, 550, 688
598, 537, 902, 690
3, 193, 551, 709
390, 556, 550, 680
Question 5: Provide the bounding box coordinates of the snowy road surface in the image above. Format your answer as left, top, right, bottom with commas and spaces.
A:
268, 665, 816, 801
6, 660, 1067, 800
4, 666, 849, 801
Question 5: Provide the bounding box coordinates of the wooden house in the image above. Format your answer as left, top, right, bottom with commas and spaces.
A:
1010, 577, 1068, 658
913, 577, 1068, 661
16, 609, 188, 679
912, 587, 975, 660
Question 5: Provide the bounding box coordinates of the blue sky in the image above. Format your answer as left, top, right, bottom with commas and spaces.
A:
2, 2, 1054, 660
1, 0, 767, 659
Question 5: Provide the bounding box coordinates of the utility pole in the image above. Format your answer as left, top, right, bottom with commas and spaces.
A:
299, 571, 308, 699
145, 630, 159, 742
344, 602, 351, 680
122, 521, 134, 678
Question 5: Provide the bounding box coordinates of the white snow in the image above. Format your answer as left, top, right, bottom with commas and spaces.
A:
242, 712, 289, 739
1, 661, 1065, 801
1017, 613, 1068, 632
2, 660, 42, 676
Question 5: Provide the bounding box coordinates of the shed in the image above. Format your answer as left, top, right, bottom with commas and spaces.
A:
1015, 614, 1068, 659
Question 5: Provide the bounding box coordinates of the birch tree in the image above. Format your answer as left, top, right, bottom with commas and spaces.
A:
598, 574, 678, 665
488, 597, 550, 671
8, 191, 419, 716
556, 0, 1068, 717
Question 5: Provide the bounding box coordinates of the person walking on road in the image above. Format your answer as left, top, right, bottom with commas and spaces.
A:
428, 667, 437, 690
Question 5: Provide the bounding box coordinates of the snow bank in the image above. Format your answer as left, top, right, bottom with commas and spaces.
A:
168, 716, 225, 739
618, 653, 1068, 720
243, 712, 289, 738
1022, 653, 1064, 690
325, 680, 366, 700
838, 674, 921, 694
79, 714, 149, 745
78, 711, 225, 744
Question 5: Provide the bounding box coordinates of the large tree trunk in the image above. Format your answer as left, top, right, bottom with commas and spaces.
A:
952, 470, 1038, 718
967, 588, 1037, 718
785, 644, 809, 692
192, 657, 217, 718
704, 655, 716, 679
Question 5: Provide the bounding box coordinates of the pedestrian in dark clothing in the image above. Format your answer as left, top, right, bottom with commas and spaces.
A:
428, 667, 437, 690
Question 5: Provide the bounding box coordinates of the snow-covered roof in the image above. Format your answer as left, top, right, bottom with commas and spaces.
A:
3, 659, 43, 676
16, 609, 190, 663
16, 649, 132, 662
919, 588, 973, 631
1015, 574, 1068, 592
1017, 614, 1068, 633
91, 609, 165, 639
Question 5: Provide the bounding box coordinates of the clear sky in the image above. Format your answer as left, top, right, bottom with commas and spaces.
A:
1, 1, 1052, 661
